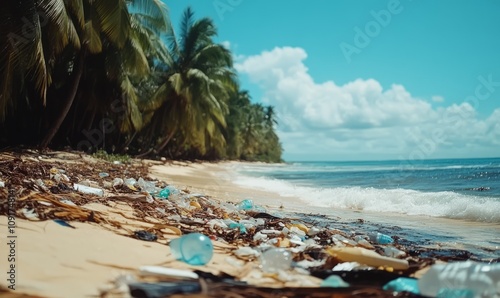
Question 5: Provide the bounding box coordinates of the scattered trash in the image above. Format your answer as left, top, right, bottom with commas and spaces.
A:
383, 246, 406, 258
138, 178, 158, 194
234, 247, 260, 259
418, 260, 500, 298
238, 199, 254, 210
260, 248, 292, 272
53, 219, 76, 228
368, 232, 394, 244
73, 183, 104, 197
0, 180, 4, 187
139, 266, 199, 279
60, 199, 76, 206
22, 208, 38, 220
383, 277, 419, 295
169, 233, 213, 265
158, 187, 170, 199
134, 230, 158, 242
320, 275, 350, 288
124, 178, 138, 190
228, 222, 247, 234
326, 247, 409, 270
99, 172, 110, 178
113, 178, 124, 187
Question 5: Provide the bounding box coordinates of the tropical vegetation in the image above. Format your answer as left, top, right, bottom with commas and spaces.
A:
0, 1, 282, 162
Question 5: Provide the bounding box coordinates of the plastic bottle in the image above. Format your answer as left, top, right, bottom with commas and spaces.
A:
418, 261, 500, 298
260, 248, 292, 272
238, 199, 254, 210
169, 233, 213, 266
368, 232, 394, 244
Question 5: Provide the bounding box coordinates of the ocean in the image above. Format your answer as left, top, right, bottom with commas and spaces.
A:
225, 158, 500, 259
230, 158, 500, 223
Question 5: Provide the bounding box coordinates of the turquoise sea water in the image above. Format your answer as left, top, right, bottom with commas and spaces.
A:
227, 158, 500, 259
230, 158, 500, 223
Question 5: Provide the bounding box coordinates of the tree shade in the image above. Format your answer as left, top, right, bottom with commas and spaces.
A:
0, 4, 282, 163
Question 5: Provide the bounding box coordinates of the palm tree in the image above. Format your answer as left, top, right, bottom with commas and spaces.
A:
138, 7, 236, 157
39, 0, 171, 149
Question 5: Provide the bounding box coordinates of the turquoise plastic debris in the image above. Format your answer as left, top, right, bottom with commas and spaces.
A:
437, 289, 475, 298
383, 277, 420, 295
158, 188, 170, 199
368, 232, 394, 244
229, 222, 247, 234
169, 233, 213, 265
320, 275, 350, 288
238, 199, 254, 210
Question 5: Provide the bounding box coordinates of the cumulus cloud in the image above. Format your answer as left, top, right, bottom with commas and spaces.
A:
432, 95, 445, 102
235, 46, 500, 160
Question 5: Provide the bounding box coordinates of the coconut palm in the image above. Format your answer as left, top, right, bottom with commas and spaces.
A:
138, 7, 236, 157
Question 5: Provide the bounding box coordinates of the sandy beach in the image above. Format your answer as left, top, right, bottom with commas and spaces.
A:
0, 152, 498, 298
0, 154, 323, 298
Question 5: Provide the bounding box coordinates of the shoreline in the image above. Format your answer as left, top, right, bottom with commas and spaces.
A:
150, 160, 500, 256
0, 151, 498, 298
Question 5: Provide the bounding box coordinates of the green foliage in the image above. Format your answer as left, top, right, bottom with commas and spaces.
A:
92, 149, 131, 163
0, 4, 283, 163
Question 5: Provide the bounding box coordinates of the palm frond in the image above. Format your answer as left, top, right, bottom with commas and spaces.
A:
94, 0, 130, 48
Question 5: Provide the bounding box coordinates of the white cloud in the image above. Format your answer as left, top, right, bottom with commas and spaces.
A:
235, 46, 500, 160
432, 95, 445, 102
220, 40, 231, 50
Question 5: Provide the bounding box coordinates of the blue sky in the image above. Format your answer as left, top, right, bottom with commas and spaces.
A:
166, 1, 500, 161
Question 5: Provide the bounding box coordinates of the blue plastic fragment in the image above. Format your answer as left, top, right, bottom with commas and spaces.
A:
383, 277, 420, 295
437, 288, 475, 298
53, 219, 76, 228
320, 275, 350, 288
238, 199, 254, 210
229, 222, 247, 234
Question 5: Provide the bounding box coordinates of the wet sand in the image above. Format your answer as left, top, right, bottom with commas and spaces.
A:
150, 161, 500, 259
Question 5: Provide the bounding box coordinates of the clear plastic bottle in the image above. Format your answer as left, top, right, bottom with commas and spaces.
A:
260, 248, 292, 272
169, 233, 213, 265
368, 232, 394, 244
418, 261, 500, 297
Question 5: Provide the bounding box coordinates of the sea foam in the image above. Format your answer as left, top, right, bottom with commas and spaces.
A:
231, 175, 500, 223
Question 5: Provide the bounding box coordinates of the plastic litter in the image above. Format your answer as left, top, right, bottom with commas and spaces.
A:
22, 208, 38, 219
73, 183, 104, 197
418, 260, 500, 298
383, 246, 406, 258
0, 181, 4, 187
354, 235, 374, 249
260, 248, 292, 272
383, 277, 419, 295
99, 172, 109, 178
134, 230, 158, 242
169, 233, 213, 265
228, 222, 247, 234
158, 187, 170, 199
320, 275, 350, 288
326, 247, 409, 270
53, 219, 76, 228
60, 199, 76, 206
234, 247, 260, 258
139, 266, 199, 279
113, 178, 124, 187
368, 232, 394, 244
238, 199, 254, 210
138, 178, 158, 194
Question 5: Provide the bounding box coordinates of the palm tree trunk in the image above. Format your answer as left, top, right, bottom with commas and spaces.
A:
40, 50, 86, 149
136, 128, 176, 158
